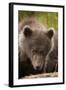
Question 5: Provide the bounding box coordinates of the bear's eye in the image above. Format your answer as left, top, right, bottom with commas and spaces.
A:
32, 49, 44, 55
32, 49, 38, 54
39, 50, 44, 55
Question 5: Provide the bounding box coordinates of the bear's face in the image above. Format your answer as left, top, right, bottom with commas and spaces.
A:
22, 26, 54, 71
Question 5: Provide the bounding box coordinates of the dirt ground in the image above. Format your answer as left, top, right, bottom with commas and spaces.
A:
22, 72, 58, 79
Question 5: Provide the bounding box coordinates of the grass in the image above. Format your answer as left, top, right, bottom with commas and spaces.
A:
18, 11, 58, 31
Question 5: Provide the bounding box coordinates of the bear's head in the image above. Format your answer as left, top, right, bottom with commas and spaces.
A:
22, 26, 54, 71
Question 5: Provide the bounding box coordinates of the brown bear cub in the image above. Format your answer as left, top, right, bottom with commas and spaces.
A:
18, 19, 58, 78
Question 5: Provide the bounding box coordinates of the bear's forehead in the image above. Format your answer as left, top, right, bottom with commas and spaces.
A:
31, 31, 49, 42
27, 34, 50, 48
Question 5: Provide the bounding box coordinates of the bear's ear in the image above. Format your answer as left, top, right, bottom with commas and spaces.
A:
46, 29, 54, 39
23, 26, 32, 37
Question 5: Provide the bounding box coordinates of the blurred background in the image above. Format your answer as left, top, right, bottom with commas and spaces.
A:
18, 11, 58, 31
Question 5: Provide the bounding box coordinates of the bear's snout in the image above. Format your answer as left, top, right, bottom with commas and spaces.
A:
34, 65, 42, 71
31, 55, 44, 71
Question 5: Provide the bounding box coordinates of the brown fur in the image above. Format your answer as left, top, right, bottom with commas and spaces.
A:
18, 19, 58, 78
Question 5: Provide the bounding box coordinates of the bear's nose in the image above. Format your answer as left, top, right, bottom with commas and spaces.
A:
36, 66, 40, 70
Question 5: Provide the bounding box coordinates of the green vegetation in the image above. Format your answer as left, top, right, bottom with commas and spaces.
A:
18, 11, 58, 31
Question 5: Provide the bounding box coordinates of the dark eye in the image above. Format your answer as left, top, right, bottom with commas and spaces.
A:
40, 51, 44, 54
32, 49, 37, 54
